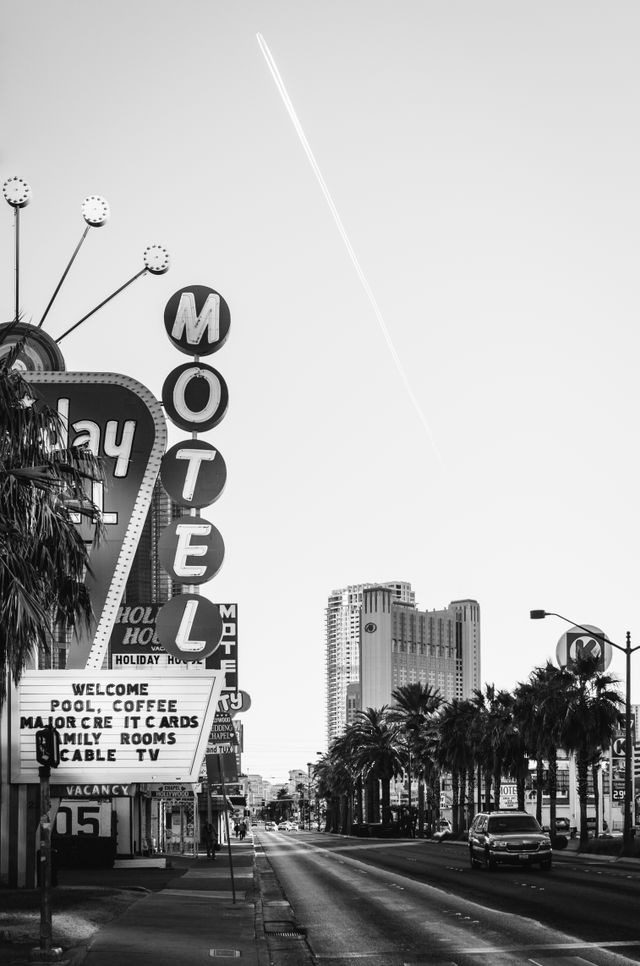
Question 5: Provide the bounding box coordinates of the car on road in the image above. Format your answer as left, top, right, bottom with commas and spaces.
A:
469, 811, 552, 870
264, 821, 277, 831
278, 821, 297, 831
432, 819, 453, 841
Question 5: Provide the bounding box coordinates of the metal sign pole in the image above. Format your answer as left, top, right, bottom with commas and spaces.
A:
218, 753, 236, 903
38, 764, 53, 958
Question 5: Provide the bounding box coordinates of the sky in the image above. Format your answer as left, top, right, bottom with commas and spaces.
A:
2, 2, 640, 783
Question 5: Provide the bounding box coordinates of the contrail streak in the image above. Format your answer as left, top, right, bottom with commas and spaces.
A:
256, 33, 442, 464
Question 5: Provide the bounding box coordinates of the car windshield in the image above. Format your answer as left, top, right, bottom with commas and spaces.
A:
487, 815, 540, 834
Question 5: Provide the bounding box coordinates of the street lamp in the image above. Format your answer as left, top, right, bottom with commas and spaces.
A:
530, 609, 640, 855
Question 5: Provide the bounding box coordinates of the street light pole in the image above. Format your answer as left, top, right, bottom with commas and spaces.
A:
530, 609, 640, 855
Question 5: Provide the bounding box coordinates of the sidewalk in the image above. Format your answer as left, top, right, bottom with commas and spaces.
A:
1, 836, 270, 966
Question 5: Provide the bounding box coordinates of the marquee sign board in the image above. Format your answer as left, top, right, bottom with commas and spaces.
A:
12, 670, 223, 783
25, 372, 167, 670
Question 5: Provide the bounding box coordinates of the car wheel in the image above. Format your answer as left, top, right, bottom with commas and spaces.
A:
484, 849, 497, 871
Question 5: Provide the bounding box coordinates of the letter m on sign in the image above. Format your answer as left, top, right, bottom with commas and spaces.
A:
172, 292, 220, 347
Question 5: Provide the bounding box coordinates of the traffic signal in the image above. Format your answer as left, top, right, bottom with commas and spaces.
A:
35, 725, 60, 768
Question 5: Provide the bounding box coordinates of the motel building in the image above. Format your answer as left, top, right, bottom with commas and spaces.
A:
0, 262, 239, 886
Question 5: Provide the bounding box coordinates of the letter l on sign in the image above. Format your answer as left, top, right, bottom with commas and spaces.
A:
176, 599, 206, 653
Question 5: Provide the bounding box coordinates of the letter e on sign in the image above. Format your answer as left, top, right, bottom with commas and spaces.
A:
156, 595, 223, 662
160, 439, 226, 509
162, 362, 228, 432
164, 285, 230, 357
158, 519, 225, 583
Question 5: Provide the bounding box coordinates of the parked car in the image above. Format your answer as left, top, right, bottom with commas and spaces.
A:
432, 819, 453, 841
278, 821, 296, 831
469, 811, 552, 870
554, 817, 570, 833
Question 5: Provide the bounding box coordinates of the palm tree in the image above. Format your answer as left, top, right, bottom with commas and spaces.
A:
0, 339, 102, 704
522, 662, 573, 833
470, 685, 512, 810
328, 727, 359, 833
314, 754, 339, 832
435, 699, 476, 835
390, 682, 443, 836
560, 654, 622, 846
351, 707, 403, 826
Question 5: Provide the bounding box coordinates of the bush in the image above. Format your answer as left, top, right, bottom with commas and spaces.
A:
582, 836, 640, 857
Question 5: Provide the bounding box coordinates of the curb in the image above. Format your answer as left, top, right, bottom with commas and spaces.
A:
253, 843, 316, 965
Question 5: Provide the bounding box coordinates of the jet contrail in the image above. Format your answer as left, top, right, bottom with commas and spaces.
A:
256, 33, 442, 464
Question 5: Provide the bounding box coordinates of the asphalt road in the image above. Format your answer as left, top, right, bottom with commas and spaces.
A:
255, 828, 640, 966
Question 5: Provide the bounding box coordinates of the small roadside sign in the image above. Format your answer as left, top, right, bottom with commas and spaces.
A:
211, 713, 238, 746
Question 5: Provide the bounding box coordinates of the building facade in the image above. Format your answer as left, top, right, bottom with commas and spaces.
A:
360, 588, 481, 711
325, 582, 415, 743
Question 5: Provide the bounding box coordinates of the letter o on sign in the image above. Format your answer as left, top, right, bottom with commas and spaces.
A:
162, 362, 228, 432
156, 595, 223, 662
158, 520, 225, 584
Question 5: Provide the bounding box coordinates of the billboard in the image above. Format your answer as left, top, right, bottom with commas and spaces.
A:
12, 669, 223, 783
25, 372, 167, 671
109, 602, 238, 692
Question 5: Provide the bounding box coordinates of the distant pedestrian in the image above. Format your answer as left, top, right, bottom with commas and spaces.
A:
234, 821, 240, 838
239, 820, 247, 840
203, 822, 217, 859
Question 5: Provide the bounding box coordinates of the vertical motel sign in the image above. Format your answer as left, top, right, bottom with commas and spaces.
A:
156, 286, 231, 662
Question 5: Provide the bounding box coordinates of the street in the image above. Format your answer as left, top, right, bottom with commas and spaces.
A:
256, 829, 640, 965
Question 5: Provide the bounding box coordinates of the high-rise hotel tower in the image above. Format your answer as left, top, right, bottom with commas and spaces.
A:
326, 583, 481, 744
325, 582, 415, 743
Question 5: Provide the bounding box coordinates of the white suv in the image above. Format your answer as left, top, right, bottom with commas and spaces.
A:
469, 811, 552, 871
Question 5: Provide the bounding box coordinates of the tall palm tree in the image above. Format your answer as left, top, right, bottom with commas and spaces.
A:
470, 685, 513, 810
314, 754, 339, 832
560, 654, 622, 846
0, 340, 101, 704
390, 682, 443, 836
351, 707, 403, 826
525, 662, 573, 832
435, 699, 475, 835
329, 727, 359, 833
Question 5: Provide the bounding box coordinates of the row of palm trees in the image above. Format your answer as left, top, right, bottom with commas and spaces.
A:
314, 655, 623, 845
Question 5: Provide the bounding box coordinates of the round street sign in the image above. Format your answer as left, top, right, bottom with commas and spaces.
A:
156, 594, 223, 662
162, 362, 228, 432
0, 322, 65, 372
556, 624, 612, 672
164, 285, 230, 357
158, 520, 225, 584
160, 440, 227, 509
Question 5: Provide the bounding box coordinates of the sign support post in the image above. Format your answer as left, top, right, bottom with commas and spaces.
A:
36, 764, 62, 962
217, 753, 236, 904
